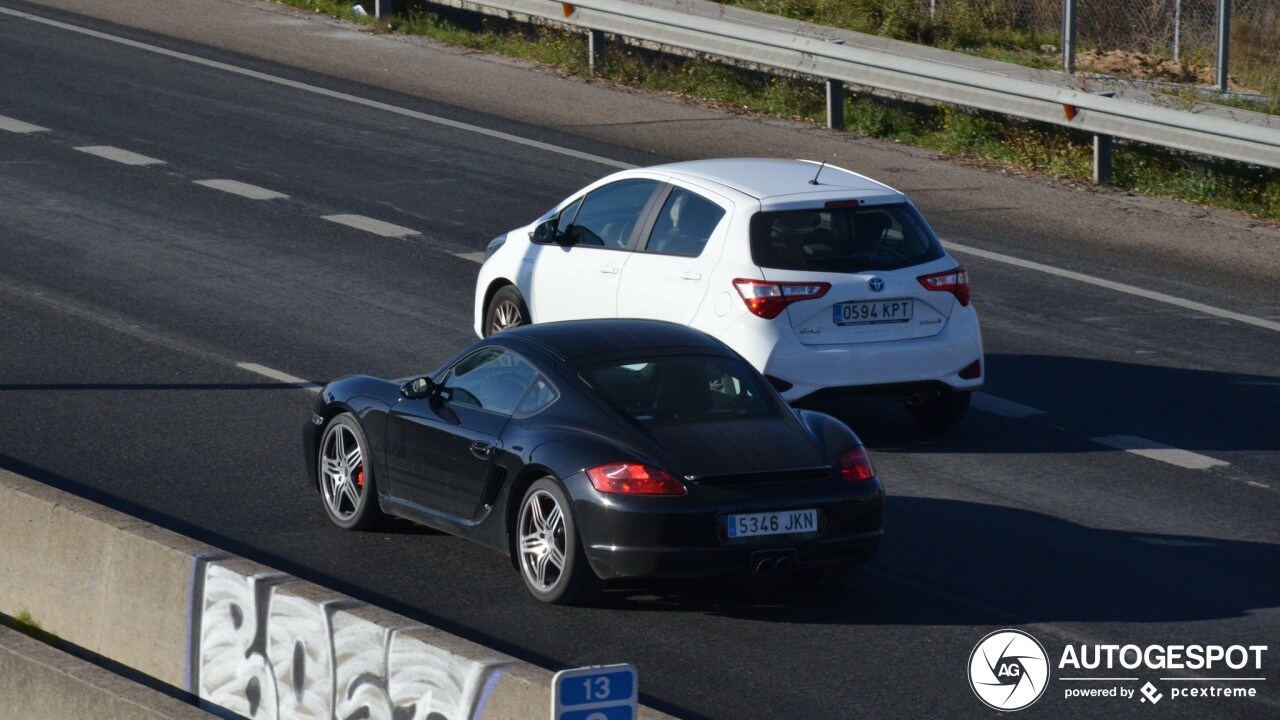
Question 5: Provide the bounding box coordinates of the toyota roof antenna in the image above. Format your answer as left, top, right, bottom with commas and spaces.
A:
809, 160, 827, 185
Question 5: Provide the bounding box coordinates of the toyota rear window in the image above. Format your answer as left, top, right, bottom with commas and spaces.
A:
749, 203, 944, 272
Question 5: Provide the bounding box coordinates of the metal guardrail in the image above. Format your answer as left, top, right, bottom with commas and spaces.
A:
420, 0, 1280, 173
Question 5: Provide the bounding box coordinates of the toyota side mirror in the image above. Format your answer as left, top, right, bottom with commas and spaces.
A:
530, 218, 557, 244
531, 218, 576, 245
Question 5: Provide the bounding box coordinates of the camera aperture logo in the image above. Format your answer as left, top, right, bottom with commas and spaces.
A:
969, 629, 1050, 711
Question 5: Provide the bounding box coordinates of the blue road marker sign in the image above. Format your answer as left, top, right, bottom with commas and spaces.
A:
552, 664, 638, 720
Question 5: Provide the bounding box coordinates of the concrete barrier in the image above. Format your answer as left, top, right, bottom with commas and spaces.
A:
0, 469, 676, 719
0, 624, 215, 720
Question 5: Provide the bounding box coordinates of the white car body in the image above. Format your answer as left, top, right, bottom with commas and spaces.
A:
474, 158, 983, 416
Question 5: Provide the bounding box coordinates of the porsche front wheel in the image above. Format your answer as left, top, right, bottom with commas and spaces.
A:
318, 413, 383, 530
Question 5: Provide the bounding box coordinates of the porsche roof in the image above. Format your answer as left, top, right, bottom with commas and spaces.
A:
498, 319, 729, 363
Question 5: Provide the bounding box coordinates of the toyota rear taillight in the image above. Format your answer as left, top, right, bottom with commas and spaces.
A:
839, 447, 876, 483
917, 267, 970, 307
733, 279, 831, 320
586, 463, 687, 496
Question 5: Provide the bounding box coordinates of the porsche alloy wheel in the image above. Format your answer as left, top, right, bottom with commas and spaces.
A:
485, 285, 528, 337
516, 478, 601, 604
318, 414, 382, 530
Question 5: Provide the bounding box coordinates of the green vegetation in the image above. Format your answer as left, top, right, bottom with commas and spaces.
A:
724, 0, 1278, 110
269, 0, 1280, 220
2, 610, 61, 646
726, 0, 1058, 66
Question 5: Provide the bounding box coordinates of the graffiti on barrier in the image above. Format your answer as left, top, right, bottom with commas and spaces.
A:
189, 557, 506, 720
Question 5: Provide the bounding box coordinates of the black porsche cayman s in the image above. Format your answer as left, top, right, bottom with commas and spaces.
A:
304, 319, 883, 604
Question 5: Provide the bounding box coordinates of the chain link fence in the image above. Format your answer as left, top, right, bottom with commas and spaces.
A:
915, 0, 1276, 94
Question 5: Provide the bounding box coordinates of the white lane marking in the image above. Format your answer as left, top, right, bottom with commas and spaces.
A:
8, 5, 1271, 337
236, 362, 321, 392
1091, 435, 1230, 470
971, 392, 1046, 418
0, 6, 631, 171
1246, 481, 1271, 489
454, 251, 486, 264
0, 114, 49, 133
194, 179, 288, 200
322, 214, 420, 238
75, 145, 166, 166
947, 241, 1280, 333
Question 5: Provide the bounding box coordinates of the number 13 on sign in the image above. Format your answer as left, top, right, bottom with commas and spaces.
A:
552, 664, 638, 720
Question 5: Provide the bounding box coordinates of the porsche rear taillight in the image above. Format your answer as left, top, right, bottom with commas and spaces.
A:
586, 463, 687, 496
839, 447, 876, 483
917, 267, 970, 307
733, 279, 831, 320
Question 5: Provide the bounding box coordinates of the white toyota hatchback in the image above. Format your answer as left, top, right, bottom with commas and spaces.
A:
474, 158, 983, 429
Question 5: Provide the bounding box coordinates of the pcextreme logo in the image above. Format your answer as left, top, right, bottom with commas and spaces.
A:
969, 630, 1270, 711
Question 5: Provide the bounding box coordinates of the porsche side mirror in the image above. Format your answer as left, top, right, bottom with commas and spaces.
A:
401, 376, 437, 400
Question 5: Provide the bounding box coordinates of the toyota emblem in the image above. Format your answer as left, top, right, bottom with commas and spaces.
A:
868, 277, 885, 292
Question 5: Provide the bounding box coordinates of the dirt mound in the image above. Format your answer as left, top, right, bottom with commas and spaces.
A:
1073, 48, 1248, 90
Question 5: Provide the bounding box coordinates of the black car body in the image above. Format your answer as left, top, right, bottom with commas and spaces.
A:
304, 319, 883, 603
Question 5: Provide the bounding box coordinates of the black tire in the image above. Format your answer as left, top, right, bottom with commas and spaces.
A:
316, 413, 384, 531
793, 560, 865, 589
515, 478, 602, 604
906, 389, 971, 431
485, 285, 529, 337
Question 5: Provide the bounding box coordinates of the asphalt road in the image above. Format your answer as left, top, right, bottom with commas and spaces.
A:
1, 1, 1277, 718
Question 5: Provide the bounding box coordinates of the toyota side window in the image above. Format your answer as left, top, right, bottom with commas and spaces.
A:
644, 188, 725, 257
565, 179, 660, 250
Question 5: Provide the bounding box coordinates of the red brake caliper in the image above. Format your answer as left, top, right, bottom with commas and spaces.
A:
354, 466, 364, 488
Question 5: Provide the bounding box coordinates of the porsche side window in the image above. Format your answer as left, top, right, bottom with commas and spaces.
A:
513, 375, 559, 417
442, 348, 537, 416
643, 188, 725, 257
566, 179, 660, 250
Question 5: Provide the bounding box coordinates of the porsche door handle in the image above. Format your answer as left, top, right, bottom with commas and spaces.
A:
680, 271, 702, 280
470, 441, 495, 460
598, 265, 620, 275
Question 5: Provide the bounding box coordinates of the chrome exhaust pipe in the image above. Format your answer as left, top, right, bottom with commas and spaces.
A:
754, 558, 776, 575
775, 556, 792, 572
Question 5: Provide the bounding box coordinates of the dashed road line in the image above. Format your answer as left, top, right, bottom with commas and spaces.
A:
971, 393, 1046, 418
1, 5, 630, 171
194, 179, 288, 200
74, 145, 166, 166
454, 251, 486, 264
322, 214, 420, 238
1091, 435, 1230, 470
0, 114, 48, 134
236, 362, 322, 392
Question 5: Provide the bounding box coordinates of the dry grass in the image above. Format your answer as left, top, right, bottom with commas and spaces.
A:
720, 0, 1277, 109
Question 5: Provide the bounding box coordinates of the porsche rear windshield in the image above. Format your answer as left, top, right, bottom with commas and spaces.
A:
749, 203, 944, 272
580, 356, 775, 424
